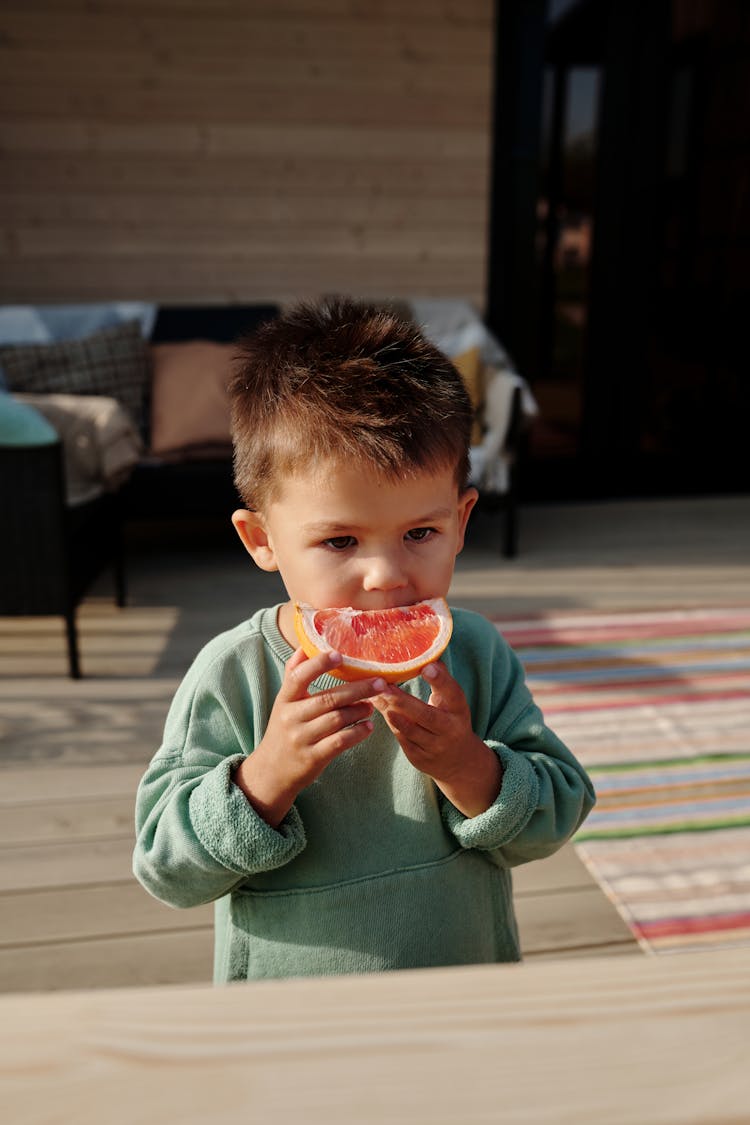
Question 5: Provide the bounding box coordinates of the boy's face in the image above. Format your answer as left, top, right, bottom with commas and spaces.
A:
233, 460, 477, 641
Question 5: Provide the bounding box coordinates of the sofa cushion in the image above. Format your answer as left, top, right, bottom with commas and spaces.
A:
0, 320, 151, 434
149, 341, 236, 458
0, 391, 58, 446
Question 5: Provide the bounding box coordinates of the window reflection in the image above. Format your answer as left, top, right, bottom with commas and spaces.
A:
534, 63, 601, 460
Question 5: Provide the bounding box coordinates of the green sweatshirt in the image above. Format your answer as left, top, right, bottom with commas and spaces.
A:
133, 605, 595, 981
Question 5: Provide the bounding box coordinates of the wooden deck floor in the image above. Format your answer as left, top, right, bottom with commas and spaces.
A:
2, 494, 748, 992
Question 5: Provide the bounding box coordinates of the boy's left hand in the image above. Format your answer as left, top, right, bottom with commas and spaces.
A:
371, 662, 503, 819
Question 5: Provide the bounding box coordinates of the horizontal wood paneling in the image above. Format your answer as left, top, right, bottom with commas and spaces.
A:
0, 0, 494, 305
2, 258, 487, 303
1, 156, 487, 198
0, 122, 488, 158
0, 54, 490, 95
0, 86, 490, 129
0, 6, 491, 59
14, 229, 485, 263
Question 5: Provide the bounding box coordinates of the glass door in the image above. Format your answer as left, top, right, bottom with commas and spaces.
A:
533, 63, 601, 463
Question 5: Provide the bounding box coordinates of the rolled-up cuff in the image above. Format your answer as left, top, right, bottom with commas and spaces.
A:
441, 742, 539, 850
190, 754, 306, 875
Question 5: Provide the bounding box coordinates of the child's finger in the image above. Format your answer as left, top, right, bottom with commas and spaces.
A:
305, 700, 375, 744
371, 685, 444, 737
307, 673, 386, 710
280, 647, 343, 700
421, 662, 465, 710
315, 716, 375, 761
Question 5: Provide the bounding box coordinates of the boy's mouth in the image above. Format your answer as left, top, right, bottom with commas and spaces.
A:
322, 596, 431, 613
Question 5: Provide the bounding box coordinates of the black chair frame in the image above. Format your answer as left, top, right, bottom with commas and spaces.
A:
0, 441, 126, 678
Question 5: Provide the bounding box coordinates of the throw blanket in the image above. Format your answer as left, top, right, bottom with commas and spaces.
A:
17, 392, 143, 505
410, 298, 538, 493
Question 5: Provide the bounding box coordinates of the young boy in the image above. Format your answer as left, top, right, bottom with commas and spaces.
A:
133, 298, 595, 982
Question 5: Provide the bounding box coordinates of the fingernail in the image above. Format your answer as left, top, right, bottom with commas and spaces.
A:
371, 677, 387, 691
328, 650, 342, 665
423, 664, 438, 680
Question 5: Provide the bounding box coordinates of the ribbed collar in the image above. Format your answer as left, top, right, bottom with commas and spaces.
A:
258, 603, 354, 691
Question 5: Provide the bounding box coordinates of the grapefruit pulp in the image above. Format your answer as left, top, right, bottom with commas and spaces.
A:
293, 597, 453, 682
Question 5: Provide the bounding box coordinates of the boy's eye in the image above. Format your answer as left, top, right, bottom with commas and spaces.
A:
406, 527, 435, 542
324, 536, 356, 550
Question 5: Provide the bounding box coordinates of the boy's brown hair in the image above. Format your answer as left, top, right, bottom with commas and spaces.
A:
229, 297, 473, 511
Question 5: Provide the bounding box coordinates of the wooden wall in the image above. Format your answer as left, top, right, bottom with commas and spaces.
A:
0, 0, 494, 307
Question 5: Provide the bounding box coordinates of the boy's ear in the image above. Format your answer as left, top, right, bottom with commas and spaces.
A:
455, 486, 479, 554
231, 509, 279, 572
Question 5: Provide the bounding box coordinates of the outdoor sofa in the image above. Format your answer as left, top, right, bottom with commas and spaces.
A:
0, 299, 533, 676
0, 297, 533, 540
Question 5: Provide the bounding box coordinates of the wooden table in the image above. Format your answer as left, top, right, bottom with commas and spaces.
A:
1, 947, 748, 1124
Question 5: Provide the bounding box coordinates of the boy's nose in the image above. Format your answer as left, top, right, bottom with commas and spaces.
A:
361, 553, 408, 593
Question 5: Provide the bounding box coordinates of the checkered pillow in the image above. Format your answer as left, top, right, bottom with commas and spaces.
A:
0, 320, 151, 433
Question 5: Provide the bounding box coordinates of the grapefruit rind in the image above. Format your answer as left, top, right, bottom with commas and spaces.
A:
293, 598, 453, 683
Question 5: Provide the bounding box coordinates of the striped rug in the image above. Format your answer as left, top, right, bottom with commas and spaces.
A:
494, 607, 750, 955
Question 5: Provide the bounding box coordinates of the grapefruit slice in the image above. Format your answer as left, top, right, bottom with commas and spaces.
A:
293, 597, 453, 683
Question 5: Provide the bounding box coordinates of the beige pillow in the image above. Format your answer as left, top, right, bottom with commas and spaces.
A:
149, 341, 236, 457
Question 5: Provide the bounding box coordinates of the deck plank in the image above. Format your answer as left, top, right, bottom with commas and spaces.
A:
0, 795, 136, 846
0, 836, 135, 893
0, 764, 145, 803
0, 883, 212, 947
0, 928, 214, 993
512, 842, 600, 894
516, 885, 634, 954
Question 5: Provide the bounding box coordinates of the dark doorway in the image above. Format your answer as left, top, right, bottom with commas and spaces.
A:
488, 0, 750, 500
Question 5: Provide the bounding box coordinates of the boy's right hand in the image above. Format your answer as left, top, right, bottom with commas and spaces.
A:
232, 647, 385, 828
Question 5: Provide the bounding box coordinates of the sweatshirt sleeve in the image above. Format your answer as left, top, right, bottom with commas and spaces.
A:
440, 613, 595, 867
133, 641, 306, 909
